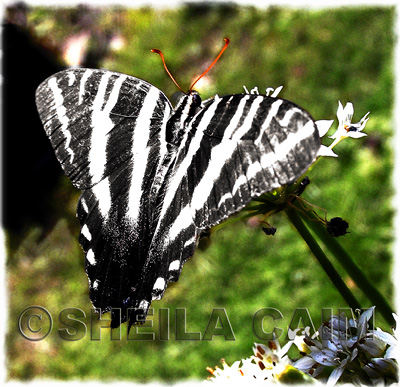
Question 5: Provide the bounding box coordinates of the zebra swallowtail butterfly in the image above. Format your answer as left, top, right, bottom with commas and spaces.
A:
35, 38, 322, 328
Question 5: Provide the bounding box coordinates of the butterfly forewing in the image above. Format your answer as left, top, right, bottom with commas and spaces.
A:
36, 67, 321, 328
35, 68, 172, 189
36, 68, 176, 325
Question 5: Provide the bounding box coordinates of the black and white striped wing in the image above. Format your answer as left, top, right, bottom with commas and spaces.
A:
145, 94, 321, 303
37, 67, 321, 329
36, 68, 173, 325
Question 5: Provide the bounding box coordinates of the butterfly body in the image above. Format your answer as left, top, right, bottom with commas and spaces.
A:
36, 67, 320, 328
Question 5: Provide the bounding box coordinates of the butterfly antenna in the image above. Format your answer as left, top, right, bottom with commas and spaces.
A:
151, 48, 184, 93
189, 37, 230, 92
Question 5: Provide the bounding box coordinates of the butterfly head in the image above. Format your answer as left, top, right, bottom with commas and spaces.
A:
164, 90, 203, 145
172, 90, 202, 108
172, 90, 202, 116
189, 90, 202, 108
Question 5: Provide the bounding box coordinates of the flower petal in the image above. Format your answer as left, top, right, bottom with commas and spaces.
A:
363, 358, 398, 380
271, 85, 283, 97
359, 338, 387, 357
358, 120, 369, 132
317, 145, 338, 157
337, 101, 344, 126
357, 307, 374, 337
373, 329, 397, 346
292, 356, 316, 371
280, 340, 294, 357
360, 111, 370, 123
310, 349, 339, 366
312, 364, 325, 378
316, 119, 334, 137
327, 365, 346, 386
385, 344, 400, 360
348, 131, 367, 139
324, 339, 339, 352
350, 347, 358, 362
343, 102, 354, 124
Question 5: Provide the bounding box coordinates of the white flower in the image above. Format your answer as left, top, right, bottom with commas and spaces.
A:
206, 339, 316, 384
265, 85, 283, 97
315, 101, 370, 157
243, 85, 283, 98
329, 101, 369, 148
205, 358, 259, 383
252, 340, 292, 371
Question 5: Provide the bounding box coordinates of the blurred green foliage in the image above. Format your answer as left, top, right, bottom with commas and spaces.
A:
6, 3, 395, 383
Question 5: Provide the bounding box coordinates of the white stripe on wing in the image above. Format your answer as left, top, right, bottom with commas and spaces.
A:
126, 87, 170, 224
48, 77, 74, 163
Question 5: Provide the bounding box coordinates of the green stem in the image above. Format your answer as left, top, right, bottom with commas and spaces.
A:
299, 211, 395, 326
285, 207, 361, 311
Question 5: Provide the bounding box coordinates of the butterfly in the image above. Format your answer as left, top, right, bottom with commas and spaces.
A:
35, 38, 323, 328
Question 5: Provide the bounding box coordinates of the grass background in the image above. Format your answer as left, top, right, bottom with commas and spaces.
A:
5, 3, 396, 382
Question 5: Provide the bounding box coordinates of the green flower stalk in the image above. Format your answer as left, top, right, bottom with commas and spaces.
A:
253, 100, 394, 325
299, 210, 395, 327
285, 207, 361, 312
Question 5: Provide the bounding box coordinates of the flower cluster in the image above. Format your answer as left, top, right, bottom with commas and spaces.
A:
205, 339, 317, 384
293, 308, 398, 385
206, 310, 398, 385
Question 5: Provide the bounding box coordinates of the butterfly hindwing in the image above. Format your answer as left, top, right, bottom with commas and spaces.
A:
192, 94, 320, 228
145, 94, 320, 308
